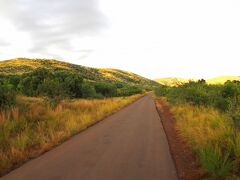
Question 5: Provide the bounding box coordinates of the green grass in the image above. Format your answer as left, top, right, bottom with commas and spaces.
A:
0, 94, 143, 176
197, 143, 233, 178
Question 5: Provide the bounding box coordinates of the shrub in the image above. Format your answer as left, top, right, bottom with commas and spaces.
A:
197, 143, 233, 178
95, 82, 117, 97
184, 88, 209, 105
231, 113, 240, 127
154, 86, 169, 96
117, 85, 143, 96
0, 83, 16, 109
82, 82, 97, 98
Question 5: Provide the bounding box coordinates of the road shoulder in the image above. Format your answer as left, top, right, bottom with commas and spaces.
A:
155, 97, 204, 180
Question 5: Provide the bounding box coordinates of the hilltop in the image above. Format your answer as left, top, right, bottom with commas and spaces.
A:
154, 77, 193, 86
0, 58, 159, 89
155, 76, 240, 86
206, 76, 240, 84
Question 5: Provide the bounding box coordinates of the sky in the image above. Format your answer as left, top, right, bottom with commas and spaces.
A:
0, 0, 240, 79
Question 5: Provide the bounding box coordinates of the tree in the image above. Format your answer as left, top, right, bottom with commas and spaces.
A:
95, 82, 117, 97
0, 82, 16, 109
39, 78, 66, 107
82, 82, 97, 98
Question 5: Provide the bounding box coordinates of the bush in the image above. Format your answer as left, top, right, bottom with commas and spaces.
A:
117, 85, 143, 96
17, 68, 84, 100
214, 97, 230, 112
39, 78, 67, 107
1, 67, 145, 101
82, 82, 97, 98
95, 82, 117, 97
0, 83, 16, 109
232, 113, 240, 127
222, 82, 239, 99
154, 86, 169, 96
184, 88, 209, 105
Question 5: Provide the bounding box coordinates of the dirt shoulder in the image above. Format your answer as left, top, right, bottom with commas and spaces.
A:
155, 97, 204, 180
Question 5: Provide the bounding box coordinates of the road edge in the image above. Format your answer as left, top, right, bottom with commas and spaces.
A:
155, 97, 203, 180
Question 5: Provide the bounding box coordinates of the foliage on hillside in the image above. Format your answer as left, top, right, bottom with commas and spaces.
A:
0, 58, 159, 89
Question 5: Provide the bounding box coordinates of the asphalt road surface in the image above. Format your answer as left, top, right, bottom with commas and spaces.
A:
2, 94, 177, 180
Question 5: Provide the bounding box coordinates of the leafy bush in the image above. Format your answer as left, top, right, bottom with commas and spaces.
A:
39, 78, 67, 107
0, 83, 16, 109
155, 80, 240, 113
17, 68, 84, 99
0, 67, 144, 105
117, 85, 143, 96
154, 86, 169, 96
214, 97, 230, 112
82, 82, 97, 98
94, 82, 117, 97
184, 88, 209, 105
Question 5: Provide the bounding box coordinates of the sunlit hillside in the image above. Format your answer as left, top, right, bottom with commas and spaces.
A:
155, 76, 240, 86
206, 76, 240, 84
0, 58, 159, 89
154, 77, 193, 86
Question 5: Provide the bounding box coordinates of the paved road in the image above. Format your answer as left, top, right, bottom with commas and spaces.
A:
2, 95, 177, 180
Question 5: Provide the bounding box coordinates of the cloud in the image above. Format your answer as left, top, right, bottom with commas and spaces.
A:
0, 0, 107, 57
0, 39, 10, 46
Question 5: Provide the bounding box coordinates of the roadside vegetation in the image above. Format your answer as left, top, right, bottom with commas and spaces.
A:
155, 80, 240, 179
0, 94, 143, 175
0, 58, 151, 176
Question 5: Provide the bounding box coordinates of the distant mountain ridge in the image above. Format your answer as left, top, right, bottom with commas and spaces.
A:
154, 77, 191, 86
206, 76, 240, 84
0, 58, 160, 89
155, 76, 240, 86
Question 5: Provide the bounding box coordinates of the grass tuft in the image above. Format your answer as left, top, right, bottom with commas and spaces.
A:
197, 143, 233, 178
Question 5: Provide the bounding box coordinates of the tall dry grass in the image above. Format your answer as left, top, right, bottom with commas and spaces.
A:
172, 104, 240, 178
0, 94, 143, 176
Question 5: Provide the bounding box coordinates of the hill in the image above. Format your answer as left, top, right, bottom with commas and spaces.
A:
0, 58, 159, 89
206, 76, 240, 84
154, 77, 193, 86
155, 76, 240, 86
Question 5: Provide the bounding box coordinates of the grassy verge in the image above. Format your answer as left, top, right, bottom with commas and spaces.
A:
0, 94, 143, 176
171, 103, 240, 179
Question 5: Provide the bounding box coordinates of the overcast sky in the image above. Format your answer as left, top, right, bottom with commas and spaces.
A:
0, 0, 240, 79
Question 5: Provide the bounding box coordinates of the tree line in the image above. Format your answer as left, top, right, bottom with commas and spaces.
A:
0, 68, 143, 108
155, 79, 240, 126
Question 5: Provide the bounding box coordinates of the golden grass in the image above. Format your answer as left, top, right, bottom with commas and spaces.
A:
171, 104, 240, 178
172, 104, 232, 148
0, 58, 71, 70
0, 94, 143, 176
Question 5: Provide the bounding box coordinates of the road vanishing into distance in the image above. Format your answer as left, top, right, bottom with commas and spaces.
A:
2, 95, 177, 180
